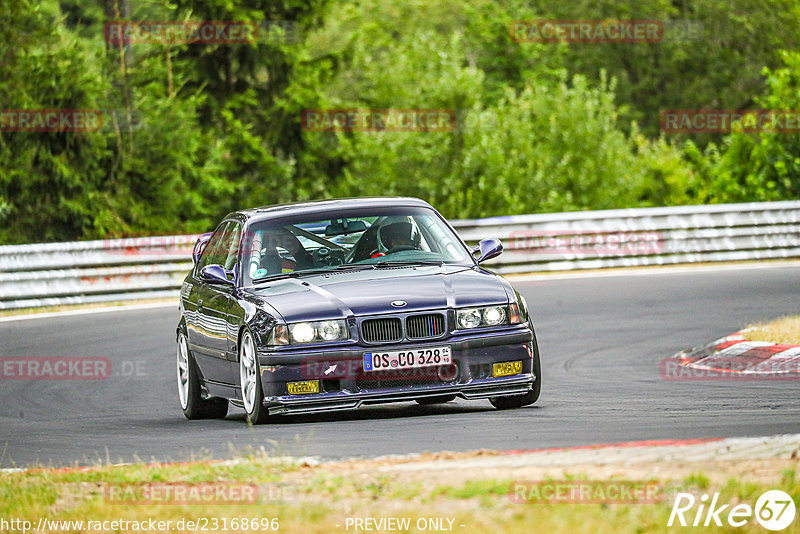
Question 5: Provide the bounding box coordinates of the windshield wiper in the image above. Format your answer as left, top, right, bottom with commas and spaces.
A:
373, 260, 444, 268
330, 264, 378, 272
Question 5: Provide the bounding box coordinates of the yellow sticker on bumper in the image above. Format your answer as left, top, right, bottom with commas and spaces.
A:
493, 361, 522, 377
287, 380, 319, 395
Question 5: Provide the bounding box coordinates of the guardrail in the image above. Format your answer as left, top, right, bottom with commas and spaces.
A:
0, 235, 200, 310
1, 201, 798, 310
455, 200, 800, 274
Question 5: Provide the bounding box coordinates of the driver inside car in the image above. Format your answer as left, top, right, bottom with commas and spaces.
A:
377, 221, 421, 254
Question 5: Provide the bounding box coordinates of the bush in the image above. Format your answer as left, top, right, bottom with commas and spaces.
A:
685, 51, 800, 204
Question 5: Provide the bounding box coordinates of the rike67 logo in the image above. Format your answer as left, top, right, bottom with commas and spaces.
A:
669, 490, 796, 530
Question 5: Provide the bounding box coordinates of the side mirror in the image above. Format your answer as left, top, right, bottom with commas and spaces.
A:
199, 264, 234, 286
192, 232, 213, 264
473, 238, 503, 264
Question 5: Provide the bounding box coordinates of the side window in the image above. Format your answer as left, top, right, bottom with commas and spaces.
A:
223, 223, 242, 271
197, 221, 241, 274
196, 222, 231, 272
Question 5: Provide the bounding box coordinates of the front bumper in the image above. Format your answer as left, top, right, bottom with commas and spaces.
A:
256, 327, 535, 416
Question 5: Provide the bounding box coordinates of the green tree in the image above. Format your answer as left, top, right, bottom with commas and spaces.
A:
0, 0, 232, 243
524, 0, 800, 139
688, 51, 800, 203
292, 0, 694, 218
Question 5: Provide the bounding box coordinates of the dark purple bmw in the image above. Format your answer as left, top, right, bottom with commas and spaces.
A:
176, 197, 540, 424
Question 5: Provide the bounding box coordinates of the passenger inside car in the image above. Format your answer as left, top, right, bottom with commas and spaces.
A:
250, 228, 312, 277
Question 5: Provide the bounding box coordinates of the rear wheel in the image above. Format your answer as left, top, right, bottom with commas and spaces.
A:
177, 330, 228, 419
490, 340, 542, 410
239, 328, 271, 424
416, 395, 456, 405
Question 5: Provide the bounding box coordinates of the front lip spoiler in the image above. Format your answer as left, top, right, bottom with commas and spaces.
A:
264, 374, 535, 416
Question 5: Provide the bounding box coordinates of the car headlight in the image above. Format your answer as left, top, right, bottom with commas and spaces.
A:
457, 305, 518, 329
284, 319, 348, 344
318, 320, 343, 341
290, 322, 316, 343
457, 308, 483, 329
483, 306, 506, 325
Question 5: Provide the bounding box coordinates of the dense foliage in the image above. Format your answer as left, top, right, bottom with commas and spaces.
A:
0, 0, 797, 243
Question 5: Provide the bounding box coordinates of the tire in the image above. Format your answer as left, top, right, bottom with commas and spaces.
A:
239, 328, 271, 424
416, 395, 456, 405
177, 330, 228, 419
490, 338, 542, 410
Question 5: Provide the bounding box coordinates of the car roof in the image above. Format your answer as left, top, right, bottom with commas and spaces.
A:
230, 197, 435, 223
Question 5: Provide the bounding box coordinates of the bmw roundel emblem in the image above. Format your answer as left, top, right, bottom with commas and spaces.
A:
391, 300, 407, 308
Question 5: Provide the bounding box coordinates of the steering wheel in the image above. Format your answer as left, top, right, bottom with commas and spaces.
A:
314, 247, 346, 266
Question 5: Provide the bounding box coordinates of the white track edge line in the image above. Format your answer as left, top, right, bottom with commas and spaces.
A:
508, 260, 800, 282
0, 301, 177, 323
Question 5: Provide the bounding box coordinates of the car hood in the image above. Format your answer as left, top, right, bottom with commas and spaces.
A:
246, 265, 511, 322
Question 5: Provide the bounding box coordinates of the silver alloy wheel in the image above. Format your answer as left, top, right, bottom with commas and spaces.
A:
177, 332, 190, 410
239, 331, 258, 413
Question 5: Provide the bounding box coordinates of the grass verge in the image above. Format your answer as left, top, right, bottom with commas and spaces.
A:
2, 452, 799, 533
746, 315, 800, 345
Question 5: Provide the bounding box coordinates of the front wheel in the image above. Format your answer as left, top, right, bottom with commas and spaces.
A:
177, 330, 228, 419
239, 328, 271, 424
490, 341, 542, 410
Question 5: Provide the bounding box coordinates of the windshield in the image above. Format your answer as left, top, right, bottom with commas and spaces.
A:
240, 206, 471, 285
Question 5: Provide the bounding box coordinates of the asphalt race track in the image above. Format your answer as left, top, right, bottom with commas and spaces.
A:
1, 263, 799, 467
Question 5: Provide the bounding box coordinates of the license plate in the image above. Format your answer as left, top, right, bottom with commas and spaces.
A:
287, 380, 319, 394
493, 361, 522, 377
363, 346, 452, 372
